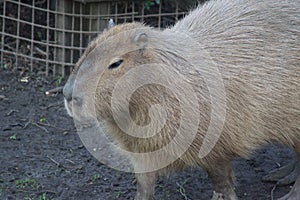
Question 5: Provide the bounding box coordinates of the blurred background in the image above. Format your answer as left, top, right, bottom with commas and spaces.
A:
0, 0, 207, 77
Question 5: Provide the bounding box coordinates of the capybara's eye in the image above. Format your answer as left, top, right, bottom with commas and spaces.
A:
108, 59, 123, 69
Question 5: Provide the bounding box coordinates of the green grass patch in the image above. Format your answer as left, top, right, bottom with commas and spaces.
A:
15, 178, 40, 189
9, 134, 17, 140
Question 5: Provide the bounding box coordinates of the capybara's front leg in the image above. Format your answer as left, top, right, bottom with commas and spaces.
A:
262, 156, 299, 186
135, 171, 157, 200
278, 144, 300, 200
278, 176, 300, 200
207, 160, 238, 200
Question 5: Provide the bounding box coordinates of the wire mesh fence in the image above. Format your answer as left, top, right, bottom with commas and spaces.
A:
0, 0, 199, 77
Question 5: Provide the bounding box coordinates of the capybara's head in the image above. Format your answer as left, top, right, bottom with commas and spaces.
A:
63, 23, 155, 121
63, 22, 197, 128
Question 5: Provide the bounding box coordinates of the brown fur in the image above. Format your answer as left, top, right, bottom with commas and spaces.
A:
64, 0, 300, 199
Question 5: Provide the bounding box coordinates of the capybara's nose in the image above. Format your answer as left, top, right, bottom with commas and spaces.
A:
63, 75, 75, 102
63, 84, 72, 102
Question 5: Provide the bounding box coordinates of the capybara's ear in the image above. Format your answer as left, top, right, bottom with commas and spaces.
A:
134, 33, 148, 49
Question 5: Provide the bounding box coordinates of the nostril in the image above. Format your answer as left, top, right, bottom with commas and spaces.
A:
63, 75, 75, 102
63, 86, 72, 102
64, 95, 72, 102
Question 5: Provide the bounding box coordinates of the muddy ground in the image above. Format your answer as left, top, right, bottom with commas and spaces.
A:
0, 67, 295, 200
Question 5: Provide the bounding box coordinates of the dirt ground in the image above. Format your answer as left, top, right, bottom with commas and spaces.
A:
0, 67, 295, 199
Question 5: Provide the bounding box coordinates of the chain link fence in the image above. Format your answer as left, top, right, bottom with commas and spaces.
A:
0, 0, 201, 77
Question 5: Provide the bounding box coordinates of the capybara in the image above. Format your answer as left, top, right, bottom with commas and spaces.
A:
63, 0, 300, 199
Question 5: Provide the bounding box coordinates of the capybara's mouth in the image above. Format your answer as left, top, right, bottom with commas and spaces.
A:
64, 98, 98, 130
64, 98, 73, 117
73, 119, 98, 132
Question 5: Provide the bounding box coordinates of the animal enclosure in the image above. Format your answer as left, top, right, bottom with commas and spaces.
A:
0, 0, 196, 77
0, 0, 298, 199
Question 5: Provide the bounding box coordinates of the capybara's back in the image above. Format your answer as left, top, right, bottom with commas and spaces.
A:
171, 0, 300, 161
63, 0, 300, 199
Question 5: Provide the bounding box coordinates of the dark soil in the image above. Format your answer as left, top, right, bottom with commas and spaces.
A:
0, 68, 295, 200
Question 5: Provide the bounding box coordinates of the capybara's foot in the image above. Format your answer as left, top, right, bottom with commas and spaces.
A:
278, 174, 300, 200
211, 191, 237, 200
262, 160, 300, 186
